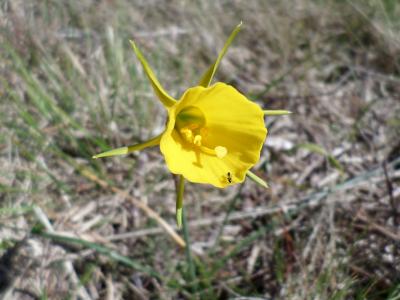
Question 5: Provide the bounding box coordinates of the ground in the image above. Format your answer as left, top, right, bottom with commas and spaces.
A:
0, 1, 400, 299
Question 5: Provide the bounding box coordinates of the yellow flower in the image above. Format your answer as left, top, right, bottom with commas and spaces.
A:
94, 23, 269, 185
160, 82, 266, 188
93, 23, 290, 224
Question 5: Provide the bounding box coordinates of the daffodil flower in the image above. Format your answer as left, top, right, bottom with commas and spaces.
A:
93, 22, 291, 227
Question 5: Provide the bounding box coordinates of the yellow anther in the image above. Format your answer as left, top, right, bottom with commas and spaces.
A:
178, 124, 226, 159
215, 146, 227, 158
188, 123, 200, 130
180, 127, 193, 143
194, 135, 202, 146
199, 145, 227, 158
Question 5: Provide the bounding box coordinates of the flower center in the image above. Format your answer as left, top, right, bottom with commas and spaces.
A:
175, 106, 227, 158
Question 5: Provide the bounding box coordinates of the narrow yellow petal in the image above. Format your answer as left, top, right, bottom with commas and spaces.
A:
198, 22, 242, 87
263, 110, 292, 116
129, 40, 177, 108
93, 134, 162, 159
92, 146, 129, 159
246, 170, 269, 189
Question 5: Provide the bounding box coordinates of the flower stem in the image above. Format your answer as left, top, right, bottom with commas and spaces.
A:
182, 207, 196, 292
176, 176, 196, 291
176, 175, 185, 228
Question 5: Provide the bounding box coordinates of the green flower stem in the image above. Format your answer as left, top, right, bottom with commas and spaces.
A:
263, 110, 292, 116
182, 208, 196, 292
92, 133, 162, 159
176, 176, 196, 291
176, 175, 185, 228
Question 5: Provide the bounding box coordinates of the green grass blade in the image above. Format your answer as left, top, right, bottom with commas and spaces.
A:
35, 231, 162, 280
210, 224, 270, 276
297, 143, 344, 173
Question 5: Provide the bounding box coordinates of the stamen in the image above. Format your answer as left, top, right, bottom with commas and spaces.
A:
194, 135, 202, 146
180, 127, 193, 143
189, 123, 200, 130
199, 146, 215, 156
177, 124, 227, 159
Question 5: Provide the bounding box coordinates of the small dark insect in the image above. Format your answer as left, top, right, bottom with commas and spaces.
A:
227, 172, 232, 183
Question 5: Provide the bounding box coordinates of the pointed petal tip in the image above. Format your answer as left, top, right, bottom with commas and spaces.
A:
91, 153, 108, 159
255, 178, 269, 189
246, 170, 269, 189
129, 40, 139, 52
129, 39, 136, 47
91, 146, 129, 159
263, 110, 293, 116
259, 181, 269, 189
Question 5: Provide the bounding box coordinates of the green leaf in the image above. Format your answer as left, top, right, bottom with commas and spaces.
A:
297, 143, 344, 173
35, 231, 162, 279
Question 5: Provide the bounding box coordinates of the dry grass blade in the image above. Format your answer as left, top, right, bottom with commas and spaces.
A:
356, 210, 400, 242
79, 168, 186, 248
108, 156, 400, 240
2, 0, 400, 298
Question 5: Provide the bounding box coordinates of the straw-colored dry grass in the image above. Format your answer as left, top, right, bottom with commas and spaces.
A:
1, 0, 400, 299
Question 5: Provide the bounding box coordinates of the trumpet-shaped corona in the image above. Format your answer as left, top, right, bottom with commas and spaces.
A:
160, 83, 266, 188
